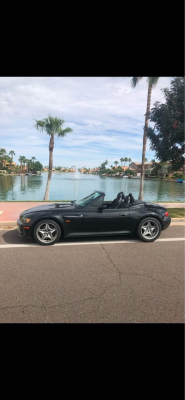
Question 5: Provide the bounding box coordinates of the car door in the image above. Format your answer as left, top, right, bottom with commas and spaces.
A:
82, 207, 103, 233
96, 207, 131, 234
83, 207, 131, 234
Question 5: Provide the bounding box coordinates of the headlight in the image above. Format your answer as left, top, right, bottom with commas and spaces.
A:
20, 216, 31, 224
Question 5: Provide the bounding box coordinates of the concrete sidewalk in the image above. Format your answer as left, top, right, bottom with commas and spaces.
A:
0, 201, 184, 227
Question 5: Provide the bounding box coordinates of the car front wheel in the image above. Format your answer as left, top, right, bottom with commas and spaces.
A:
137, 217, 161, 242
33, 219, 61, 245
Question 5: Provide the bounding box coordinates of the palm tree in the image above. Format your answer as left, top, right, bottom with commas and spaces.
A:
120, 157, 124, 166
145, 158, 148, 162
0, 148, 7, 167
22, 156, 27, 172
125, 157, 129, 166
25, 159, 29, 172
9, 150, 15, 170
114, 161, 119, 167
31, 157, 36, 164
9, 150, 15, 161
35, 115, 73, 200
128, 157, 132, 166
131, 77, 159, 200
18, 156, 25, 172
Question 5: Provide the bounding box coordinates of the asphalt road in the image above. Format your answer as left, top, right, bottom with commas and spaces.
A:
0, 226, 184, 323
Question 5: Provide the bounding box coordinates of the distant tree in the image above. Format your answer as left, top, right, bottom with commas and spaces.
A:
114, 161, 119, 167
0, 148, 7, 167
147, 77, 185, 171
31, 157, 36, 164
145, 158, 148, 162
8, 150, 15, 169
99, 160, 108, 174
153, 162, 172, 178
33, 161, 43, 172
9, 150, 15, 162
4, 155, 12, 168
120, 157, 124, 166
22, 156, 27, 171
18, 156, 25, 172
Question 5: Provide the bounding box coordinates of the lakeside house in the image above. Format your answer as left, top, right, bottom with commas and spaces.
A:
129, 161, 185, 175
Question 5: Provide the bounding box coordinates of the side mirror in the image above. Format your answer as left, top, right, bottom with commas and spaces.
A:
98, 204, 107, 212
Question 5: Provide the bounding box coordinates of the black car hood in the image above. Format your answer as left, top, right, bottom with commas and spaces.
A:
22, 202, 74, 215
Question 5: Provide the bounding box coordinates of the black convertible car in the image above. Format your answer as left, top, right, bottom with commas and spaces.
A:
17, 190, 171, 245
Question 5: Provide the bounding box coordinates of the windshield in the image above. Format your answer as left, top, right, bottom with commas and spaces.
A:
75, 191, 103, 207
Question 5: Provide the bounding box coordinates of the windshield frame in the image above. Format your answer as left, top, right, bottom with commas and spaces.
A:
75, 191, 105, 208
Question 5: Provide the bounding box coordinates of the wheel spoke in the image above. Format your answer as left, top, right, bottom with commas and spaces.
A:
37, 223, 58, 243
141, 220, 159, 240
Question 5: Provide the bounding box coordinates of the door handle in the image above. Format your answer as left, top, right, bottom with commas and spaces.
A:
63, 215, 83, 218
119, 213, 127, 216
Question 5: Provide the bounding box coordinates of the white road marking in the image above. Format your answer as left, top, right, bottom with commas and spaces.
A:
0, 238, 184, 249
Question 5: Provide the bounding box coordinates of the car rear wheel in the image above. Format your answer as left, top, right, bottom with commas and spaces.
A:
137, 217, 161, 242
33, 219, 61, 245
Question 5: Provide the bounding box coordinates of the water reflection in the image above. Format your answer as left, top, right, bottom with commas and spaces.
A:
0, 173, 184, 201
0, 175, 17, 200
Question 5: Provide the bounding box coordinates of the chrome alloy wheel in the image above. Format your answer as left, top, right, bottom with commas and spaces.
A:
36, 222, 59, 244
140, 219, 159, 240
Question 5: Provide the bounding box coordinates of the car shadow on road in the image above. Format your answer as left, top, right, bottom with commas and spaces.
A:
2, 229, 36, 245
1, 229, 138, 245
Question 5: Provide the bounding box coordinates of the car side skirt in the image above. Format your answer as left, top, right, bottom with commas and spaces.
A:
65, 230, 132, 237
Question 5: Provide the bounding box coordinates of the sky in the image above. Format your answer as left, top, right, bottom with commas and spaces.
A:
0, 76, 172, 169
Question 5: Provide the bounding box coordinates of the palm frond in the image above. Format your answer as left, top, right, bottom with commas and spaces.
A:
148, 77, 159, 87
58, 127, 73, 137
35, 120, 45, 131
131, 77, 143, 88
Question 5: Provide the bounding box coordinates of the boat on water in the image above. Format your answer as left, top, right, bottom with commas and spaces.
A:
122, 176, 128, 178
176, 179, 184, 183
25, 173, 37, 176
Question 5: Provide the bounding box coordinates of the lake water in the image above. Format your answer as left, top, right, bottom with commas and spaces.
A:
0, 172, 184, 201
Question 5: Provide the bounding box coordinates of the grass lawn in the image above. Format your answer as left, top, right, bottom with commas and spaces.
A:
168, 208, 185, 218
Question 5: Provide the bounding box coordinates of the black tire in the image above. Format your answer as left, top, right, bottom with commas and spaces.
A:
137, 217, 161, 242
33, 219, 61, 246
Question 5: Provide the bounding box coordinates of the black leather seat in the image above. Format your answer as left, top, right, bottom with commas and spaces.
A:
110, 192, 124, 209
129, 193, 145, 206
129, 193, 135, 205
121, 195, 130, 208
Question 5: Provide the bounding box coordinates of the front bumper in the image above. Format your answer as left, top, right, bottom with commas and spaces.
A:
162, 216, 171, 230
17, 220, 32, 238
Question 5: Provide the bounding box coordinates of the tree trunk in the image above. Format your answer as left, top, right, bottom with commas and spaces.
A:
138, 83, 152, 200
44, 135, 54, 201
44, 170, 52, 200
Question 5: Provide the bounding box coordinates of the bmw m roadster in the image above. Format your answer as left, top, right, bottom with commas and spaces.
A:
17, 190, 171, 245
